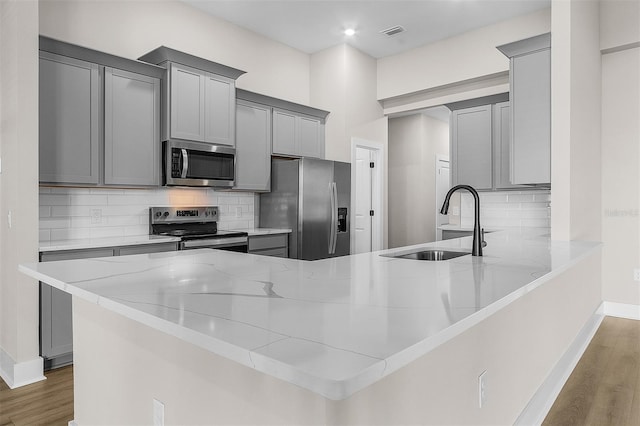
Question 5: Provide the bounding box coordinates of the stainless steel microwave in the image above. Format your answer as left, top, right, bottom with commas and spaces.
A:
163, 140, 235, 187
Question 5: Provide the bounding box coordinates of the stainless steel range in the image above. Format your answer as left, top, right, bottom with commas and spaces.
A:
149, 206, 248, 252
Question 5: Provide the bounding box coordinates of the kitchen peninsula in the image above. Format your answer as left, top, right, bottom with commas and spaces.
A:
20, 229, 601, 425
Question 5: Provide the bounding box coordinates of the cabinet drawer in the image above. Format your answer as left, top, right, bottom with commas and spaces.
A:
441, 230, 472, 240
248, 234, 288, 251
40, 247, 115, 262
251, 247, 288, 258
118, 242, 178, 256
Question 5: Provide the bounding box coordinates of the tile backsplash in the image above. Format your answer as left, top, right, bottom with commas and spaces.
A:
457, 189, 551, 229
39, 187, 257, 242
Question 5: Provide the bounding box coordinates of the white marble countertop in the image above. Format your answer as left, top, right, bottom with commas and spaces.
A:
22, 228, 600, 400
39, 235, 182, 252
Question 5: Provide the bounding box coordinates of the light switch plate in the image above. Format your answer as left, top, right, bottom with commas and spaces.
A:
634, 268, 640, 282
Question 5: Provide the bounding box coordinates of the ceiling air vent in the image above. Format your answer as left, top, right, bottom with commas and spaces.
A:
380, 25, 405, 37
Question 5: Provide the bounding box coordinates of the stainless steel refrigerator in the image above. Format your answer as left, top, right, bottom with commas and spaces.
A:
260, 157, 350, 260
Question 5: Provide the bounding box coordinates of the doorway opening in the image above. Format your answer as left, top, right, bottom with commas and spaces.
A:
351, 138, 383, 254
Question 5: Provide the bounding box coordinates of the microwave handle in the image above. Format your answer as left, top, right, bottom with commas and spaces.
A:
180, 149, 188, 179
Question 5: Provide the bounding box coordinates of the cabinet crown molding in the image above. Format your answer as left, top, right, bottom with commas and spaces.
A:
138, 46, 246, 80
496, 32, 551, 58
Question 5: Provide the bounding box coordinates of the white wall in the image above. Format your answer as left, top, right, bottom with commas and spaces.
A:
388, 114, 448, 248
39, 0, 311, 104
600, 0, 640, 306
0, 0, 42, 388
310, 44, 384, 162
550, 0, 602, 242
377, 8, 551, 101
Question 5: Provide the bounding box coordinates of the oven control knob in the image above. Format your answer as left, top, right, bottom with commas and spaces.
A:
163, 211, 169, 218
155, 211, 162, 218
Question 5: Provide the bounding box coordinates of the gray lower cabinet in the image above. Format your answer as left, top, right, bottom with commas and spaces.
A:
39, 52, 100, 185
40, 247, 114, 369
272, 108, 325, 159
497, 33, 551, 185
450, 105, 493, 190
39, 242, 178, 370
235, 100, 272, 191
248, 234, 289, 258
104, 67, 160, 186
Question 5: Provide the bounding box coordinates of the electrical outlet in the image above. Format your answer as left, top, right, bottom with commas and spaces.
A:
235, 206, 242, 218
153, 398, 164, 426
634, 268, 640, 282
452, 206, 460, 216
7, 210, 11, 229
90, 209, 102, 225
478, 370, 487, 408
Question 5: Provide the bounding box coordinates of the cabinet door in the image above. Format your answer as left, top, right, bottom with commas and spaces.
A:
297, 115, 324, 159
235, 100, 271, 191
117, 242, 178, 256
104, 68, 160, 186
272, 109, 297, 155
204, 74, 235, 146
170, 63, 205, 141
39, 52, 100, 184
450, 105, 493, 190
492, 102, 523, 190
511, 48, 551, 184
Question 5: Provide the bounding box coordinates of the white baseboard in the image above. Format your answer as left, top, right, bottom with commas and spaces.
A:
0, 346, 45, 389
514, 303, 605, 426
603, 301, 640, 320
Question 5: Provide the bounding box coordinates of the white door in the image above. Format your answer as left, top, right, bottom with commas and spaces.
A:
354, 146, 378, 253
435, 156, 450, 240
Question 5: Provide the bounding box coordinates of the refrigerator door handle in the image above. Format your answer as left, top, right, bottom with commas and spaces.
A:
330, 182, 338, 254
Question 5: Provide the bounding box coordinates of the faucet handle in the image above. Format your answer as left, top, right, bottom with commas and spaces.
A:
481, 228, 487, 247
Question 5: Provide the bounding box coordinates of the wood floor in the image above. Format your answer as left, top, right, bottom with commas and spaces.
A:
0, 317, 638, 425
543, 316, 640, 425
0, 365, 73, 426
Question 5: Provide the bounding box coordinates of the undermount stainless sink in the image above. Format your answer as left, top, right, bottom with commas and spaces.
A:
385, 249, 471, 261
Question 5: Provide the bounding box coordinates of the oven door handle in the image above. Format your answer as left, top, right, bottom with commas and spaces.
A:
181, 236, 248, 249
180, 149, 189, 179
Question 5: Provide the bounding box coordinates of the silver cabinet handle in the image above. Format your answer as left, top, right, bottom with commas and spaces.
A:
180, 149, 188, 179
329, 182, 338, 254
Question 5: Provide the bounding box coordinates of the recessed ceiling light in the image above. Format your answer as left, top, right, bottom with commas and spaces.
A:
344, 28, 356, 37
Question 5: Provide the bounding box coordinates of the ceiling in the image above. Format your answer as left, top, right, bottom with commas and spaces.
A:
183, 0, 550, 59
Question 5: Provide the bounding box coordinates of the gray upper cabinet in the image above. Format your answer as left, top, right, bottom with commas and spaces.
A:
297, 115, 324, 158
272, 108, 325, 159
492, 101, 527, 190
104, 67, 160, 186
235, 100, 271, 191
236, 89, 329, 161
272, 109, 297, 155
450, 104, 493, 190
204, 73, 235, 146
497, 33, 551, 185
39, 51, 100, 185
139, 47, 246, 147
170, 63, 206, 142
39, 36, 165, 188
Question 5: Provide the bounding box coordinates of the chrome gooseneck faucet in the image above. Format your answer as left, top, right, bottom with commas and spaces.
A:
440, 185, 486, 256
